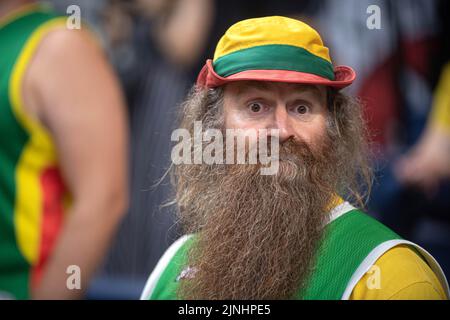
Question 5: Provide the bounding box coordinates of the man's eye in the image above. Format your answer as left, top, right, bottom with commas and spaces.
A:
248, 102, 263, 113
295, 105, 309, 114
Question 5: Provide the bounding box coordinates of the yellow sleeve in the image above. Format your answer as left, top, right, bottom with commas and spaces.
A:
430, 62, 450, 133
349, 244, 447, 300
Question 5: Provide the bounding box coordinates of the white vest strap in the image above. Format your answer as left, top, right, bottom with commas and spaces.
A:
140, 234, 193, 300
341, 239, 450, 300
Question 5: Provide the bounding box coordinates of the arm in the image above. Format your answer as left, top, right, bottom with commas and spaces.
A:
153, 0, 214, 67
24, 27, 129, 299
395, 62, 450, 195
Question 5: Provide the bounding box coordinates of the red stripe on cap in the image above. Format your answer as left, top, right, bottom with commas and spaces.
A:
197, 59, 356, 89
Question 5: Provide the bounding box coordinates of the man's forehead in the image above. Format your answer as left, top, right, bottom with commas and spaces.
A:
227, 81, 326, 97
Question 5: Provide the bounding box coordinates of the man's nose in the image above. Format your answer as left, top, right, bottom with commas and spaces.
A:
269, 105, 295, 143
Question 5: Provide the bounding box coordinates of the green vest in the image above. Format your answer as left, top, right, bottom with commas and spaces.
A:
0, 4, 67, 299
143, 208, 449, 300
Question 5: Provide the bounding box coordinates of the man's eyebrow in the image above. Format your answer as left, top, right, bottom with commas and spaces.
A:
235, 82, 272, 98
291, 84, 322, 96
288, 85, 327, 102
233, 82, 325, 100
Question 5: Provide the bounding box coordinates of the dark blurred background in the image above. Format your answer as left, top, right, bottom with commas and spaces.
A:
44, 0, 450, 299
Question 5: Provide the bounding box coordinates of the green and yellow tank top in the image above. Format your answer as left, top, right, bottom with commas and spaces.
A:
0, 3, 69, 299
141, 203, 449, 300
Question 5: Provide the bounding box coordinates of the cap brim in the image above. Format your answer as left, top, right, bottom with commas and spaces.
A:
197, 59, 356, 89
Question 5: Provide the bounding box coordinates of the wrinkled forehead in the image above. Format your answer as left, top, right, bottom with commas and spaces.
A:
224, 81, 327, 99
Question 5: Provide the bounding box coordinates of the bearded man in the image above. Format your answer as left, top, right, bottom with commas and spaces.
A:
141, 16, 449, 300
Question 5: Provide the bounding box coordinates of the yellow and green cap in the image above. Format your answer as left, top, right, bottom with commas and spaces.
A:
197, 16, 355, 89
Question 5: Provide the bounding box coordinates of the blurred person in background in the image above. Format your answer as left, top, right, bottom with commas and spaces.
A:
0, 0, 128, 299
46, 0, 214, 298
396, 62, 450, 193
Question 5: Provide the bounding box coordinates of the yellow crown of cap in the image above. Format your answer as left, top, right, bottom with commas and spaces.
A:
213, 16, 332, 63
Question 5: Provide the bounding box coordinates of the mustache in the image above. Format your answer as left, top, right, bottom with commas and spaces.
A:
278, 138, 316, 160
263, 137, 326, 179
236, 136, 319, 163
219, 135, 332, 182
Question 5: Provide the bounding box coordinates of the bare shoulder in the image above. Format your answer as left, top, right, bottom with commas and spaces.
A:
21, 26, 99, 125
33, 26, 103, 64
27, 25, 110, 94
24, 24, 122, 122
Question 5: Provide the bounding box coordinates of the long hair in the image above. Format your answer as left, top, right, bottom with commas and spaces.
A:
172, 85, 373, 209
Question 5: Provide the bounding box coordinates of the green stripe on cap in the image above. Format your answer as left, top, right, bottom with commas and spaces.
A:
213, 44, 335, 81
